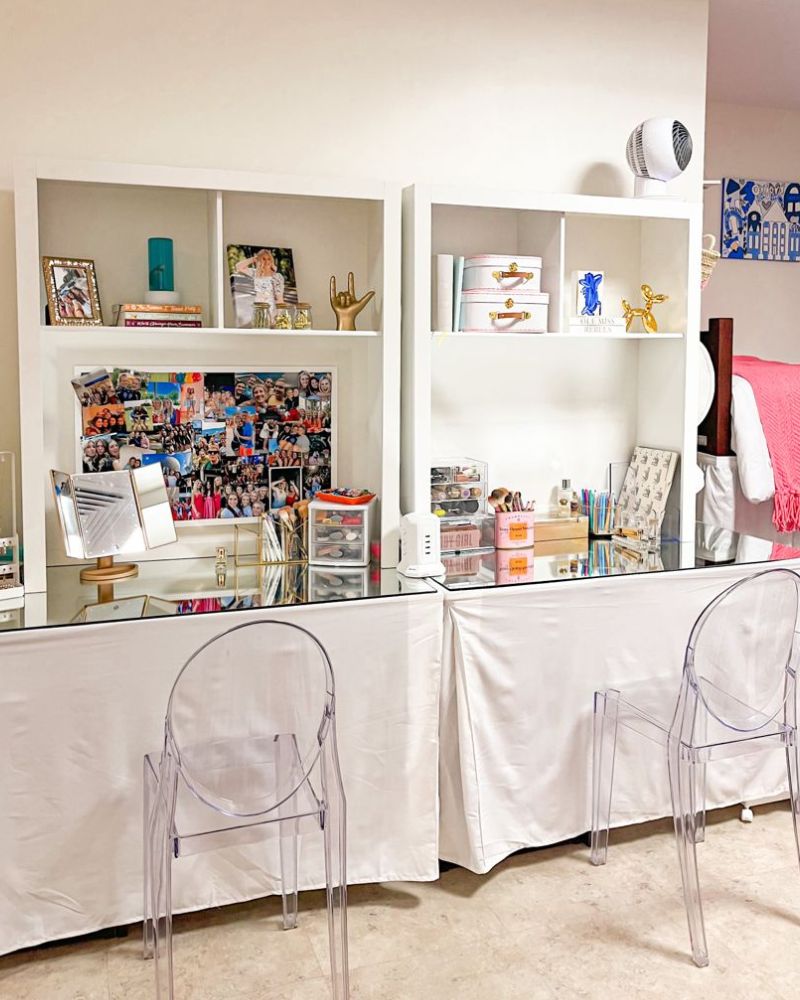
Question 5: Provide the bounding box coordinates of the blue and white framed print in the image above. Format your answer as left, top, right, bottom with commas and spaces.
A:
722, 177, 800, 261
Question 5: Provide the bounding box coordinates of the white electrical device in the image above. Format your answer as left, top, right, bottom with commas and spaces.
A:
625, 117, 693, 197
397, 512, 446, 578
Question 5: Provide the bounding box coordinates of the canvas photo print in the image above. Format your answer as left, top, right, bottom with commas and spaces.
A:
76, 367, 334, 521
226, 244, 298, 327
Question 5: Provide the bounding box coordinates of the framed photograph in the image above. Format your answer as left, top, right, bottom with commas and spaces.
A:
42, 256, 103, 326
226, 244, 297, 328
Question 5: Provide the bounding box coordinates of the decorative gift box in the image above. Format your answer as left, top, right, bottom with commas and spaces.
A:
460, 289, 549, 333
462, 254, 543, 294
494, 510, 535, 549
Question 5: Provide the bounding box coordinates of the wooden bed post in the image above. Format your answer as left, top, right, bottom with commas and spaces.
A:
699, 317, 734, 456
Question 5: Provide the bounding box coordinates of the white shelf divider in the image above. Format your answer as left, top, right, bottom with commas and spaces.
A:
208, 190, 225, 328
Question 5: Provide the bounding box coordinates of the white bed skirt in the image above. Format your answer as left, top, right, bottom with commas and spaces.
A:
698, 452, 800, 549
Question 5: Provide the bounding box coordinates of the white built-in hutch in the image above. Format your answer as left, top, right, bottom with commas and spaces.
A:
14, 159, 401, 592
401, 184, 702, 546
14, 162, 703, 593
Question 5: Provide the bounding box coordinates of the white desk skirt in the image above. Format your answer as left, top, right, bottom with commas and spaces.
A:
439, 563, 797, 874
0, 591, 443, 955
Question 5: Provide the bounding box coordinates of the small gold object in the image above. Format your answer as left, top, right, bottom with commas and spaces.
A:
80, 554, 138, 583
489, 296, 532, 322
329, 272, 375, 331
621, 283, 669, 334
273, 303, 293, 329
491, 264, 534, 282
293, 302, 313, 330
215, 546, 228, 587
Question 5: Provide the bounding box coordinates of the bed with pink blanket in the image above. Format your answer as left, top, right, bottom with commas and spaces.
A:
698, 318, 800, 548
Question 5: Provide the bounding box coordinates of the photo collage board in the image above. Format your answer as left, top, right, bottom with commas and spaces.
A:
74, 367, 334, 521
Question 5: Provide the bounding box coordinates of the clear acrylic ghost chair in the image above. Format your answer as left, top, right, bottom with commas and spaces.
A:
142, 619, 348, 999
591, 567, 800, 968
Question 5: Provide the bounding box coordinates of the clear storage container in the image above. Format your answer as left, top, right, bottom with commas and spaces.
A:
439, 515, 495, 554
309, 496, 376, 567
430, 458, 488, 516
308, 566, 369, 600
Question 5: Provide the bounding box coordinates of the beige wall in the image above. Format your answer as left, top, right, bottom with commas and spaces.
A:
0, 0, 709, 469
703, 100, 800, 360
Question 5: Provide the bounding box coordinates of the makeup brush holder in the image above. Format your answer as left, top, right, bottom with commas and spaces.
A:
494, 510, 535, 549
494, 547, 536, 584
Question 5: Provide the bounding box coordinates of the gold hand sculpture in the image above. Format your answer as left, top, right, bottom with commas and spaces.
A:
329, 272, 375, 331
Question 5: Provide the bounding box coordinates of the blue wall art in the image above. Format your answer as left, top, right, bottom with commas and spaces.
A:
722, 177, 800, 261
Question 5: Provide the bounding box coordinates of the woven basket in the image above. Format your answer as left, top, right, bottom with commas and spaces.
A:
701, 234, 720, 290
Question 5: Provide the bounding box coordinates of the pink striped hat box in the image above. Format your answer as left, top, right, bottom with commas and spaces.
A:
462, 254, 542, 294
460, 289, 550, 334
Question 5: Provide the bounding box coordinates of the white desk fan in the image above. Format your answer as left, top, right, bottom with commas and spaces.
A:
626, 117, 693, 197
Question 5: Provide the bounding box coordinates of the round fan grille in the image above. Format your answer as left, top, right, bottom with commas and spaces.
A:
672, 120, 693, 171
626, 119, 693, 179
625, 126, 649, 177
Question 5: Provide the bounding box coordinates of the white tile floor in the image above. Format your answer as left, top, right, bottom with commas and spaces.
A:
2, 804, 799, 999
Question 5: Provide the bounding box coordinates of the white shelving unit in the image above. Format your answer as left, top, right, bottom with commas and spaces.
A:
15, 159, 401, 591
402, 183, 702, 543
432, 331, 685, 341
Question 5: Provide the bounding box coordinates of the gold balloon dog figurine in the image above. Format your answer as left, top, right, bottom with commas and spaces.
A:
621, 283, 669, 333
330, 272, 375, 331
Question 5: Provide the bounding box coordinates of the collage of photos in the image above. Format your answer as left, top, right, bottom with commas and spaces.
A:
72, 367, 334, 521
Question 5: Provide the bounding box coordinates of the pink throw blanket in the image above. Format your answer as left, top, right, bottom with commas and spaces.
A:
733, 355, 800, 533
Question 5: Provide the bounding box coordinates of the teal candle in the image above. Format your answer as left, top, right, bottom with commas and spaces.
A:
148, 237, 174, 292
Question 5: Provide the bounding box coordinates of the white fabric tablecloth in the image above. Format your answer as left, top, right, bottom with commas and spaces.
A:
0, 591, 443, 955
439, 563, 797, 874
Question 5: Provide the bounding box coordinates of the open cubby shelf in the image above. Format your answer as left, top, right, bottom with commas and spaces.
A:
431, 331, 685, 340
45, 325, 381, 340
15, 159, 401, 591
402, 184, 703, 550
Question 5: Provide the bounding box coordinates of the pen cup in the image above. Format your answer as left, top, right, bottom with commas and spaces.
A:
494, 510, 535, 549
584, 496, 616, 537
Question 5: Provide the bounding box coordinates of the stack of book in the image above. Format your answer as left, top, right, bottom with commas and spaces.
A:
115, 303, 203, 328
